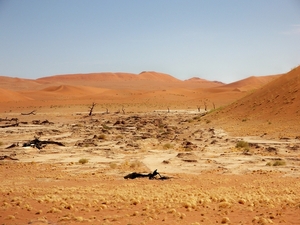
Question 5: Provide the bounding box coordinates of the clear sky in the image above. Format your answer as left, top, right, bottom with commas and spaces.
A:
0, 0, 299, 83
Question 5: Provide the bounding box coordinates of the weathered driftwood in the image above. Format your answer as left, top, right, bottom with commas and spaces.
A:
0, 155, 18, 160
88, 103, 96, 116
5, 143, 19, 149
21, 110, 36, 115
0, 117, 18, 122
124, 169, 170, 180
32, 120, 53, 125
0, 123, 19, 128
0, 117, 19, 128
23, 137, 64, 150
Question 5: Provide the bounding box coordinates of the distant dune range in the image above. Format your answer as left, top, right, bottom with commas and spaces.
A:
2, 68, 300, 137
0, 71, 279, 104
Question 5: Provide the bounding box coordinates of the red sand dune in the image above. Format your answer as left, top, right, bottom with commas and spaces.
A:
207, 66, 300, 137
184, 77, 225, 88
0, 76, 51, 91
0, 71, 286, 112
0, 88, 32, 102
221, 74, 281, 91
222, 66, 299, 120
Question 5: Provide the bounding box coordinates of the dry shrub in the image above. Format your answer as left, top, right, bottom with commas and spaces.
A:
273, 160, 286, 166
236, 140, 249, 149
163, 143, 173, 149
6, 215, 15, 220
219, 201, 231, 209
221, 217, 230, 224
266, 160, 286, 166
109, 162, 118, 169
120, 160, 144, 170
78, 158, 88, 164
98, 134, 106, 140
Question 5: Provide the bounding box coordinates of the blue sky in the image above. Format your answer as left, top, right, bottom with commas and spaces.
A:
0, 0, 299, 83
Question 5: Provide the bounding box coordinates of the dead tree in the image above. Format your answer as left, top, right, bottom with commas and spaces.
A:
212, 102, 216, 110
197, 105, 201, 112
5, 143, 19, 149
204, 102, 207, 111
0, 155, 18, 161
0, 117, 19, 128
88, 103, 96, 116
122, 106, 125, 114
167, 107, 170, 113
21, 110, 36, 115
23, 136, 64, 150
124, 169, 169, 180
106, 108, 109, 114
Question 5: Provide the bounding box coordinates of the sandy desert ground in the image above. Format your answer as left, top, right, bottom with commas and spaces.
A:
1, 68, 300, 224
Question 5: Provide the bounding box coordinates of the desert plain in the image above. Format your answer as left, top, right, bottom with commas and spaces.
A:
0, 68, 300, 225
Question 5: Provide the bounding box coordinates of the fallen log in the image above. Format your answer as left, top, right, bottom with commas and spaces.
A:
5, 143, 19, 149
0, 123, 19, 128
21, 110, 36, 115
23, 137, 64, 150
124, 169, 170, 180
0, 155, 18, 160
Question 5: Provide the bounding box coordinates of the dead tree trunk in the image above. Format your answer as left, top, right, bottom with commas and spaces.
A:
88, 103, 96, 116
204, 102, 207, 111
197, 105, 201, 112
23, 136, 64, 150
21, 110, 36, 115
0, 123, 19, 128
212, 102, 216, 110
122, 106, 125, 114
167, 107, 170, 113
106, 108, 109, 114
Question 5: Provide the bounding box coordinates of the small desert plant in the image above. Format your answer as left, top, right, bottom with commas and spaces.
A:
193, 115, 201, 121
98, 134, 106, 140
163, 143, 173, 150
120, 160, 143, 170
184, 147, 193, 152
109, 162, 118, 169
273, 160, 286, 166
101, 124, 111, 130
78, 158, 88, 164
266, 160, 286, 166
236, 140, 249, 149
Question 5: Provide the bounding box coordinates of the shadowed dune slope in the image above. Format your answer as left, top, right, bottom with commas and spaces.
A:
220, 74, 281, 91
0, 76, 50, 91
206, 66, 300, 137
0, 88, 32, 102
18, 85, 108, 101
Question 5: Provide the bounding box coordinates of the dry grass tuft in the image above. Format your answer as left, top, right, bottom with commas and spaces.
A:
78, 158, 89, 164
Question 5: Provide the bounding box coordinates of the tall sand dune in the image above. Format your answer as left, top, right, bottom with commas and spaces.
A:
206, 66, 300, 137
221, 74, 281, 91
